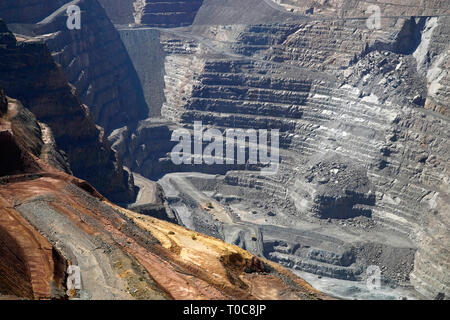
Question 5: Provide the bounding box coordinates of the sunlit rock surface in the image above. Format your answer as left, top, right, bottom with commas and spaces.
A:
0, 20, 135, 203
0, 87, 328, 300
112, 0, 449, 299
0, 0, 448, 300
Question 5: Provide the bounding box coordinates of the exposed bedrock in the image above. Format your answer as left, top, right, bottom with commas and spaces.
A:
0, 204, 68, 300
0, 122, 41, 177
192, 0, 300, 25
134, 0, 203, 27
97, 0, 135, 25
118, 29, 166, 117
127, 171, 179, 223
0, 88, 70, 175
0, 104, 328, 299
0, 21, 135, 203
0, 88, 7, 115
0, 90, 69, 299
419, 16, 450, 117
0, 0, 66, 24
1, 0, 149, 133
114, 9, 449, 298
270, 0, 450, 17
304, 155, 376, 219
410, 189, 450, 299
156, 172, 418, 290
1, 175, 329, 300
109, 119, 248, 179
264, 238, 416, 283
97, 0, 203, 27
32, 0, 148, 133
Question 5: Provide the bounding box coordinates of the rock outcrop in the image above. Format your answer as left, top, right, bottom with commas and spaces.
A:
272, 0, 450, 17
0, 0, 65, 23
113, 0, 449, 299
1, 0, 448, 300
97, 0, 204, 27
0, 88, 71, 174
35, 0, 148, 132
0, 20, 135, 203
0, 90, 329, 300
0, 88, 67, 299
133, 0, 203, 27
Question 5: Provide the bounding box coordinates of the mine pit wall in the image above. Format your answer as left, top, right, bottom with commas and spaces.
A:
117, 19, 443, 224
162, 54, 205, 122
0, 225, 34, 299
117, 28, 206, 119
118, 29, 166, 117
134, 0, 204, 27
109, 121, 253, 180
270, 0, 450, 17
421, 16, 450, 117
0, 20, 136, 204
32, 0, 149, 133
113, 16, 449, 298
0, 208, 68, 300
98, 0, 204, 27
1, 0, 149, 133
263, 237, 417, 283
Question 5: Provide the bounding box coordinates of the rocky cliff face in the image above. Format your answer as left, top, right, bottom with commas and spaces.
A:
0, 88, 7, 115
97, 0, 203, 27
35, 0, 148, 132
96, 0, 136, 25
113, 0, 449, 299
134, 0, 203, 27
0, 0, 65, 23
0, 20, 135, 203
1, 0, 149, 133
272, 0, 450, 17
118, 29, 167, 117
0, 88, 328, 300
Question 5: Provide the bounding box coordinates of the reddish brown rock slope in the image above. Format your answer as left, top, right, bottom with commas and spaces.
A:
0, 88, 330, 300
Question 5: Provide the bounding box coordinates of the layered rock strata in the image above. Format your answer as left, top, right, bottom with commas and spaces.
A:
0, 20, 135, 203
0, 90, 329, 300
114, 1, 449, 299
0, 0, 65, 24
96, 0, 203, 27
271, 0, 450, 17
1, 0, 149, 133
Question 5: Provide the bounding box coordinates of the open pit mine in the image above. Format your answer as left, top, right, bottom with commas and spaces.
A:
0, 0, 449, 301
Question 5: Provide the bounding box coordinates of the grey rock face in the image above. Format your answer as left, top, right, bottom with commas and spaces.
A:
0, 0, 66, 24
0, 87, 7, 115
3, 0, 447, 300
98, 0, 203, 27
2, 0, 149, 133
114, 1, 449, 299
0, 20, 135, 203
118, 29, 166, 117
134, 0, 203, 27
304, 156, 376, 219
